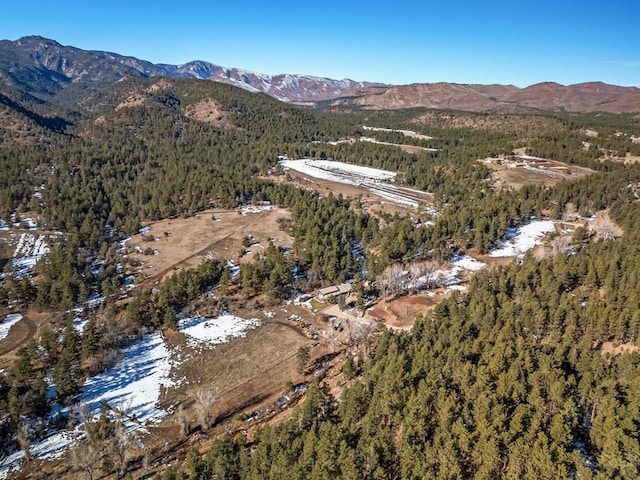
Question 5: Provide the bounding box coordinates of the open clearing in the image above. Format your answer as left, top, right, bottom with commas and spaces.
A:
278, 159, 434, 216
0, 303, 317, 477
164, 305, 314, 426
279, 169, 424, 217
359, 136, 439, 154
481, 155, 594, 190
367, 294, 446, 330
125, 206, 293, 286
362, 125, 433, 141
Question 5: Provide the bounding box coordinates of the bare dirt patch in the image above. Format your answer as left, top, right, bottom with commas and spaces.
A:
163, 315, 311, 423
126, 207, 293, 286
183, 99, 231, 128
366, 292, 449, 330
605, 153, 640, 164
599, 341, 640, 359
115, 93, 146, 111
481, 156, 594, 190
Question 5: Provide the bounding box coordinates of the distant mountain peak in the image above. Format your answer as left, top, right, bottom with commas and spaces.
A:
1, 35, 639, 113
15, 35, 60, 46
0, 36, 384, 103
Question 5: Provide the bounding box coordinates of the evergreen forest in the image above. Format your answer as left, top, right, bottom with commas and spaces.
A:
1, 76, 640, 479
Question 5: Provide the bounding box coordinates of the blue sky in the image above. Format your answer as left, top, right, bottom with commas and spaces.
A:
2, 0, 639, 87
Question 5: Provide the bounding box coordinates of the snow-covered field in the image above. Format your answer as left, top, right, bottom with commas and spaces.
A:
0, 314, 22, 341
414, 221, 556, 292
280, 159, 396, 184
490, 220, 555, 257
452, 255, 486, 272
80, 331, 174, 425
179, 314, 260, 348
429, 220, 555, 289
80, 313, 258, 424
280, 159, 431, 208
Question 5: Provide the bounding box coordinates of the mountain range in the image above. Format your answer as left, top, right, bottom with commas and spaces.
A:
1, 35, 640, 114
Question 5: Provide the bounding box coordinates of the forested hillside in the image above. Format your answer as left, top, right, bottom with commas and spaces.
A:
1, 75, 640, 478
168, 197, 640, 480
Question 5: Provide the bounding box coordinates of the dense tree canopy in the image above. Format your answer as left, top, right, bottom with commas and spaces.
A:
1, 77, 640, 478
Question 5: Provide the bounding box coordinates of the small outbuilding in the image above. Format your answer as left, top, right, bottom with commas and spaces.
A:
316, 283, 352, 302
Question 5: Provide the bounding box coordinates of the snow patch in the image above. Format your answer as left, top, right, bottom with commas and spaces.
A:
452, 255, 486, 272
0, 314, 22, 341
73, 316, 89, 334
280, 159, 432, 209
11, 234, 49, 274
490, 220, 555, 258
80, 331, 174, 425
179, 314, 260, 347
226, 260, 240, 277
280, 158, 396, 184
240, 204, 273, 215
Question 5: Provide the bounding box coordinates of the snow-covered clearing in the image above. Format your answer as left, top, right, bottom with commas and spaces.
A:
413, 221, 555, 293
80, 315, 259, 422
0, 314, 22, 341
490, 220, 555, 257
280, 159, 431, 208
280, 159, 396, 184
179, 314, 260, 348
0, 428, 79, 477
452, 255, 486, 272
80, 331, 175, 425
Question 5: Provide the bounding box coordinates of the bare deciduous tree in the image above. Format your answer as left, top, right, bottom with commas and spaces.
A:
16, 421, 31, 461
318, 327, 340, 353
106, 422, 129, 478
378, 260, 441, 300
377, 264, 405, 301
591, 211, 621, 240
551, 235, 573, 256
142, 447, 153, 471
409, 260, 440, 292
175, 404, 189, 438
70, 435, 103, 480
344, 318, 377, 357
193, 386, 219, 431
563, 202, 579, 222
